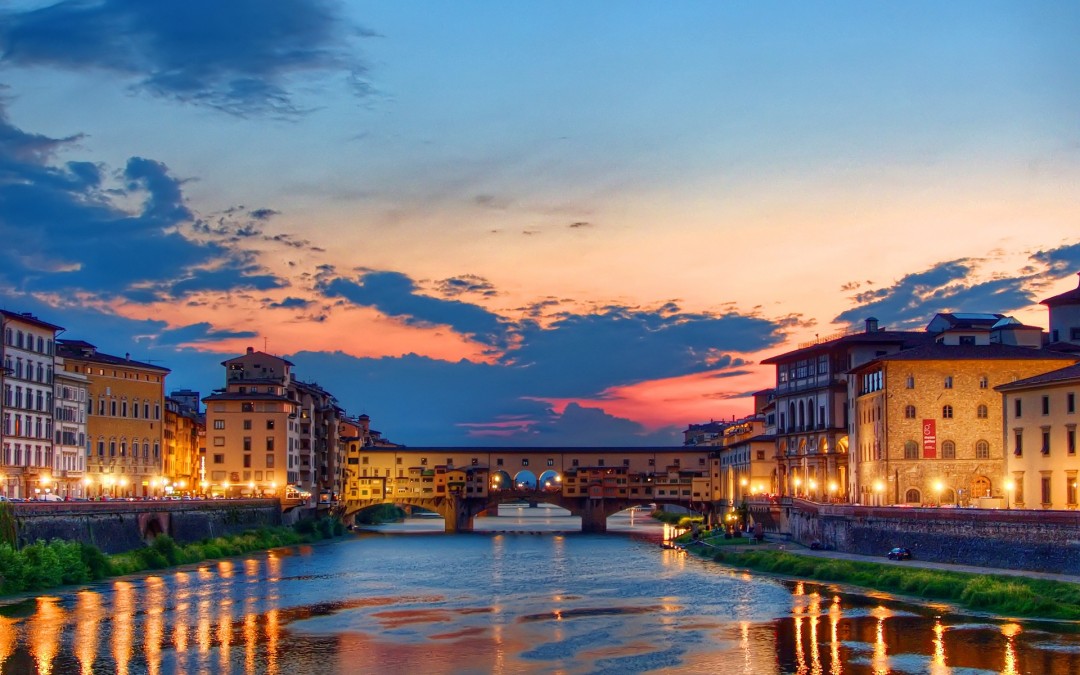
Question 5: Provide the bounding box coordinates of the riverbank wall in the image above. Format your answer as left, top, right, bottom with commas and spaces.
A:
11, 499, 282, 554
760, 498, 1080, 575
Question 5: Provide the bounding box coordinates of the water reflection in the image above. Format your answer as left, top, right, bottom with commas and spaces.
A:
1, 519, 1080, 673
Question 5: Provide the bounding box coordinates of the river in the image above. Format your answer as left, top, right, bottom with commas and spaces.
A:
1, 505, 1079, 674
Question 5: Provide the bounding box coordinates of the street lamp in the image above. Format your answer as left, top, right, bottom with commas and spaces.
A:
873, 480, 885, 506
808, 479, 818, 501
82, 476, 92, 499
1004, 479, 1015, 510
933, 480, 944, 507
793, 476, 802, 497
828, 481, 838, 502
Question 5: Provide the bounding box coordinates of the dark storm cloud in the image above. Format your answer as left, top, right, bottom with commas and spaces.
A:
0, 0, 372, 117
318, 270, 512, 348
833, 259, 1037, 329
156, 322, 258, 346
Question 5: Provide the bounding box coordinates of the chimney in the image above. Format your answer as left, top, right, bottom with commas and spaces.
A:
865, 317, 879, 333
125, 352, 130, 360
247, 346, 255, 355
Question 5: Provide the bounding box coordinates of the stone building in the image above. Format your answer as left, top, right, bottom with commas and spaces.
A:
711, 414, 776, 509
57, 339, 169, 498
293, 379, 343, 501
849, 316, 1076, 507
761, 318, 932, 502
52, 355, 88, 498
1, 311, 63, 499
164, 393, 202, 494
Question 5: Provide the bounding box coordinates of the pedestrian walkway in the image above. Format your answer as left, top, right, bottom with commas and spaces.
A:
688, 535, 1080, 585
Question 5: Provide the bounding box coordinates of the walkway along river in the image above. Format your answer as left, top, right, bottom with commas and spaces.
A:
1, 505, 1079, 673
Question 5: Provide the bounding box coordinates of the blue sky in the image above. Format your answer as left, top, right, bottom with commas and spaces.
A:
2, 1, 1079, 445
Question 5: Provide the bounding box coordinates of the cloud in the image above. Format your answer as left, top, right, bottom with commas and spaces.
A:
435, 275, 498, 298
1031, 241, 1080, 277
318, 270, 513, 349
156, 322, 258, 346
833, 259, 1037, 329
168, 267, 286, 296
568, 221, 592, 229
0, 0, 373, 117
269, 296, 312, 309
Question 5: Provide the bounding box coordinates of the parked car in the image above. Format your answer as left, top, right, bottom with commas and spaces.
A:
887, 547, 913, 560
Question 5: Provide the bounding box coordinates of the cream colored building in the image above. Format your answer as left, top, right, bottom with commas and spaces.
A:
998, 363, 1080, 509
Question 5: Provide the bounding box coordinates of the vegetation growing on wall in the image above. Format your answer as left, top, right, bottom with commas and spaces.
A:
0, 503, 16, 548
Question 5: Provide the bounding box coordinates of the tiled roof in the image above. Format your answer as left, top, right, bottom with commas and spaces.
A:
0, 310, 64, 332
760, 331, 933, 364
202, 391, 294, 402
849, 343, 1079, 374
56, 339, 170, 372
995, 362, 1080, 391
1041, 274, 1080, 307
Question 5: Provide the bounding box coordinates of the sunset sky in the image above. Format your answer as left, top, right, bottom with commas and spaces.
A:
2, 1, 1079, 446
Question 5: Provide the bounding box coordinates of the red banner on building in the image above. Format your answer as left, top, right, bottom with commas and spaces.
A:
922, 419, 937, 458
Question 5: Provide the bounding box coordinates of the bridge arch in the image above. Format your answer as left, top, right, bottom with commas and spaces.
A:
490, 470, 513, 490
537, 470, 560, 490
513, 470, 538, 489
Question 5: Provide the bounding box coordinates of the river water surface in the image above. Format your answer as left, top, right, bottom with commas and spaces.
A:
2, 505, 1080, 674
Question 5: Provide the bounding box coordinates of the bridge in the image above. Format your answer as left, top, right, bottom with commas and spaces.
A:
339, 447, 718, 532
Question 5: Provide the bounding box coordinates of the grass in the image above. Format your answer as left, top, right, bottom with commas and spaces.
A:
650, 509, 704, 528
701, 548, 1080, 621
0, 516, 347, 596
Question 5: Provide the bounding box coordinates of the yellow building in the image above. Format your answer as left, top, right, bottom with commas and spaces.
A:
57, 340, 169, 498
203, 348, 299, 497
712, 415, 778, 507
163, 394, 202, 494
851, 336, 1076, 507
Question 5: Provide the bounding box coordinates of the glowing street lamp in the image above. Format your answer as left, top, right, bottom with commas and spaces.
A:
1004, 479, 1015, 510
808, 479, 818, 501
873, 480, 885, 506
933, 480, 944, 507
828, 481, 838, 502
793, 476, 802, 497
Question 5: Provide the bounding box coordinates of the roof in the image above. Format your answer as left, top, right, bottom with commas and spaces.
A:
995, 362, 1080, 392
1041, 274, 1080, 307
202, 391, 294, 403
56, 339, 171, 373
221, 349, 295, 367
760, 330, 932, 365
0, 310, 64, 332
848, 343, 1079, 373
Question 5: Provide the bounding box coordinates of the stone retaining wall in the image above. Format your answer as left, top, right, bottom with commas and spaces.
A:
11, 500, 282, 554
777, 499, 1080, 574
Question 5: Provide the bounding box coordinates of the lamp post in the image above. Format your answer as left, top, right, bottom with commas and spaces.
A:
933, 480, 944, 507
828, 481, 838, 503
1004, 479, 1015, 510
873, 480, 885, 506
793, 476, 802, 498
808, 478, 818, 502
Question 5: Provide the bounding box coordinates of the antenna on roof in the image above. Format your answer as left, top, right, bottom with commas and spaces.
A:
264, 337, 268, 352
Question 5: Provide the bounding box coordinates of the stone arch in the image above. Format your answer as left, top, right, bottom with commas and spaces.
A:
513, 470, 538, 489
971, 475, 991, 499
490, 470, 512, 490
904, 488, 921, 504
537, 470, 560, 490
940, 488, 956, 504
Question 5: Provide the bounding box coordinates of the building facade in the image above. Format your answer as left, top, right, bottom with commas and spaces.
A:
164, 394, 202, 494
57, 340, 169, 498
1, 311, 62, 499
52, 356, 88, 498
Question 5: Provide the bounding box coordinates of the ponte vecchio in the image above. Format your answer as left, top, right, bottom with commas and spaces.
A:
340, 446, 723, 532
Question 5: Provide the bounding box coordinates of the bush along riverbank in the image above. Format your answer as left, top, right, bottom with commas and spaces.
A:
0, 516, 346, 597
695, 546, 1080, 621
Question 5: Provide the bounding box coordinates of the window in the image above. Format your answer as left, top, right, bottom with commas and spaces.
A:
979, 375, 988, 389
1072, 327, 1080, 340
243, 437, 252, 451
496, 458, 503, 466
266, 437, 274, 451
976, 440, 990, 459
1042, 429, 1051, 455
904, 405, 916, 419
1042, 476, 1052, 505
521, 458, 529, 466
213, 420, 225, 429
1015, 399, 1022, 418
1069, 393, 1076, 414
1069, 427, 1077, 455
944, 376, 953, 389
905, 375, 915, 389
241, 402, 254, 413
1043, 396, 1051, 416
1014, 429, 1023, 456
267, 419, 275, 430
904, 441, 919, 460
942, 405, 953, 419
243, 419, 252, 430
266, 454, 275, 468
959, 336, 976, 346
1068, 477, 1077, 507
213, 454, 225, 464
547, 458, 554, 466
942, 440, 956, 459
977, 404, 988, 419
243, 455, 251, 468
905, 489, 920, 504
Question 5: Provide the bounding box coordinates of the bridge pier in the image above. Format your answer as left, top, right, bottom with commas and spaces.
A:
581, 499, 608, 533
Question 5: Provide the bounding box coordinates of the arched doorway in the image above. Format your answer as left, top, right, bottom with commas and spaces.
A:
513, 470, 538, 489
537, 470, 560, 490
971, 476, 991, 500
490, 470, 512, 491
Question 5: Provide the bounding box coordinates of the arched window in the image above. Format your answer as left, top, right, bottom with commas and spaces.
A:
904, 440, 919, 459
977, 404, 988, 419
942, 440, 956, 459
906, 375, 915, 389
944, 375, 953, 389
979, 375, 989, 389
905, 489, 921, 504
941, 489, 956, 504
942, 405, 954, 419
975, 440, 990, 459
904, 405, 916, 419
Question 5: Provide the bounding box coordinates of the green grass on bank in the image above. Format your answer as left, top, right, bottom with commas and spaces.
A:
650, 510, 704, 528
699, 547, 1080, 621
0, 517, 346, 597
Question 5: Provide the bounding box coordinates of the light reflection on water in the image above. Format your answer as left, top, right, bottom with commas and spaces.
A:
1, 506, 1079, 674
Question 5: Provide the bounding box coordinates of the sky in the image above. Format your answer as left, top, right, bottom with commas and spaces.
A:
2, 1, 1080, 446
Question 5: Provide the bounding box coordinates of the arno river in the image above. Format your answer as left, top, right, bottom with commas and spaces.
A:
2, 506, 1080, 674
